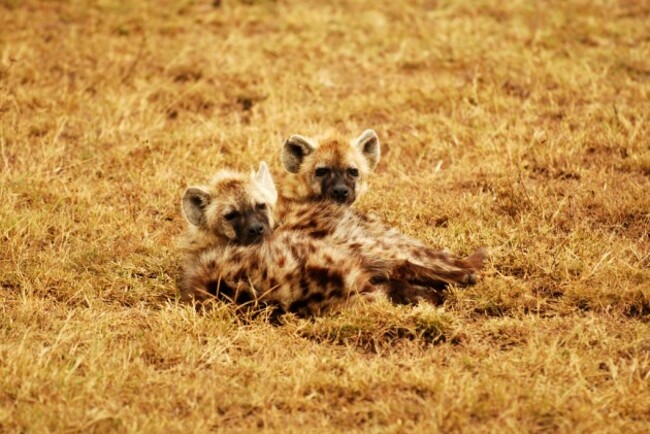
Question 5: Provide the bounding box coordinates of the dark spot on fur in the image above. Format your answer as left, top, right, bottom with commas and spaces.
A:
303, 219, 317, 229
288, 292, 327, 317
299, 276, 310, 296
289, 245, 305, 266
206, 280, 219, 296
308, 292, 325, 303
329, 285, 343, 299
307, 266, 330, 288
310, 230, 328, 239
233, 270, 246, 282
206, 280, 236, 302
288, 298, 310, 316
234, 287, 254, 305
329, 271, 344, 288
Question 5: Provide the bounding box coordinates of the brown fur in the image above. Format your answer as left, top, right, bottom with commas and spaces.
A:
280, 130, 487, 295
276, 199, 486, 288
180, 165, 484, 316
182, 229, 377, 316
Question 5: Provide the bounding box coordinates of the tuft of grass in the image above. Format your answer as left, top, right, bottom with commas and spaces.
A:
285, 301, 461, 352
1, 0, 649, 431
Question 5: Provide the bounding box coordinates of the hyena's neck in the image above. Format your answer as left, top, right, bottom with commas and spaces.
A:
274, 194, 312, 223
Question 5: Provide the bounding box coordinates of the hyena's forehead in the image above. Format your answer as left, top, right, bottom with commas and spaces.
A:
213, 179, 247, 201
311, 139, 368, 171
208, 178, 251, 209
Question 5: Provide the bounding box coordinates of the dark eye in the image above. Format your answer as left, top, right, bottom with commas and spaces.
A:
347, 168, 359, 177
224, 211, 240, 221
256, 203, 266, 211
315, 168, 330, 177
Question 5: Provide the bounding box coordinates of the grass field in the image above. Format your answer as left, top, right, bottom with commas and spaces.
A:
1, 0, 649, 432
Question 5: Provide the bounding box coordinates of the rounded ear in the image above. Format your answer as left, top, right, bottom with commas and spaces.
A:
254, 161, 278, 204
281, 135, 316, 173
352, 129, 380, 170
182, 186, 211, 226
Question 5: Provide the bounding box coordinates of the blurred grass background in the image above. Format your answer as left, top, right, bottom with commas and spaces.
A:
1, 0, 649, 432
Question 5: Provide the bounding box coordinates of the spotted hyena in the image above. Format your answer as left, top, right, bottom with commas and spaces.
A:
180, 163, 482, 316
280, 129, 487, 287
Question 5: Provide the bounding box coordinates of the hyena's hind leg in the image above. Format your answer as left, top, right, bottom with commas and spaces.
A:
390, 247, 488, 288
347, 247, 487, 307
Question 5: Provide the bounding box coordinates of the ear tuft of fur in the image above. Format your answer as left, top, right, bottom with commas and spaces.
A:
353, 129, 380, 170
182, 186, 211, 227
281, 135, 316, 173
255, 161, 278, 204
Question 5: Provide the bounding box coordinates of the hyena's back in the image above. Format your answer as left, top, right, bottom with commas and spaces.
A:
278, 199, 486, 284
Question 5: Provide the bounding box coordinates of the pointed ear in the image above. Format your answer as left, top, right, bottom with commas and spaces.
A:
255, 161, 278, 204
352, 129, 380, 170
182, 186, 211, 226
281, 135, 316, 173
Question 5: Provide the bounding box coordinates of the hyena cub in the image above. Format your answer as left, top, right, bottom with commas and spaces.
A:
281, 129, 379, 204
180, 163, 379, 315
280, 129, 487, 286
179, 163, 477, 316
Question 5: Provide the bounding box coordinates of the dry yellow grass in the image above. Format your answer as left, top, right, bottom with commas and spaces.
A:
1, 0, 649, 432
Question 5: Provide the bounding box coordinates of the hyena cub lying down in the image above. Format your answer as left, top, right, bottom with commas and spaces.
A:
281, 129, 485, 285
180, 163, 485, 317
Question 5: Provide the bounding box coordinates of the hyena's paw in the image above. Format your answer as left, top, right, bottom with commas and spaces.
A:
456, 247, 488, 272
456, 247, 488, 285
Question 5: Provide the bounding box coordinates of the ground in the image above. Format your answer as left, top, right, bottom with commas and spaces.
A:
1, 0, 649, 432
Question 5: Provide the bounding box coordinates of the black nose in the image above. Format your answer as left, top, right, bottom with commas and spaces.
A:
332, 186, 349, 200
247, 223, 265, 237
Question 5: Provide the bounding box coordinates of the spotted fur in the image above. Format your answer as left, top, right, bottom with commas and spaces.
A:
279, 129, 487, 298
180, 164, 484, 316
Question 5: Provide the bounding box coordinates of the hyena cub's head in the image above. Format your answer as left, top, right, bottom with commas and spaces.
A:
281, 129, 380, 205
182, 162, 278, 245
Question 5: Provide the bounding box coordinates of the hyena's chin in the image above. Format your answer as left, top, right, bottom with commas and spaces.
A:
331, 194, 355, 205
237, 235, 265, 246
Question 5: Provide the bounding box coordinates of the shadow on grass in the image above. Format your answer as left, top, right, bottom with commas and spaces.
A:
282, 302, 461, 353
